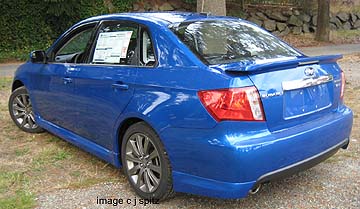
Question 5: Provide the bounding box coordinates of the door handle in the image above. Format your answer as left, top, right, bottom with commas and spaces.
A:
63, 77, 73, 84
112, 83, 128, 90
67, 67, 80, 72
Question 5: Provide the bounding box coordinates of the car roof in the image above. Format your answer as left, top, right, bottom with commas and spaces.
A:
80, 12, 233, 27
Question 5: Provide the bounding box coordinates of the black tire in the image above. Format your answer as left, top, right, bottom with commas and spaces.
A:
8, 86, 44, 133
121, 122, 174, 201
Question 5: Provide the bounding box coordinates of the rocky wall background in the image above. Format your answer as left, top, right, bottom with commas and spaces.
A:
130, 0, 360, 36
242, 9, 360, 36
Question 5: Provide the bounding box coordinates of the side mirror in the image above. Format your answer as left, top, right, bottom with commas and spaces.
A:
30, 50, 47, 63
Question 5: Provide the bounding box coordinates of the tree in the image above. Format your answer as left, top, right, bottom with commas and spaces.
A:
103, 0, 116, 13
240, 0, 245, 10
196, 0, 226, 16
315, 0, 330, 41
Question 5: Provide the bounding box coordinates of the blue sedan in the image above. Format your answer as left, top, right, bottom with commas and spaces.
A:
8, 12, 353, 200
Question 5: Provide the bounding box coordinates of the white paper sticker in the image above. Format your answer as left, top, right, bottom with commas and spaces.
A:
92, 31, 133, 63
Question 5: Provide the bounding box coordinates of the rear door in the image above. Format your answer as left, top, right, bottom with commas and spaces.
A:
248, 61, 342, 132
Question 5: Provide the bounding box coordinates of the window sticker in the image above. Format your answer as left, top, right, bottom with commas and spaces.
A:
93, 31, 133, 63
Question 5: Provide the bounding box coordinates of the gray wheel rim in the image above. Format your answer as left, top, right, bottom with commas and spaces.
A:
125, 133, 161, 193
12, 93, 38, 129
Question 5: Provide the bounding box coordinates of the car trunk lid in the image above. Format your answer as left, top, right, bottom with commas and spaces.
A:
211, 55, 343, 132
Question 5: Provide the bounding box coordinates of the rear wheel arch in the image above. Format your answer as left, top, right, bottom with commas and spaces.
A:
12, 80, 24, 92
116, 117, 146, 162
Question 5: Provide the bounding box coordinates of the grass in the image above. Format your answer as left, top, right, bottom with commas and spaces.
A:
15, 148, 30, 157
0, 191, 35, 209
0, 171, 35, 209
0, 78, 122, 208
0, 77, 13, 91
32, 147, 72, 171
0, 172, 28, 194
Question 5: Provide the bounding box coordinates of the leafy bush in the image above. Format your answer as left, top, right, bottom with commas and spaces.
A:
0, 0, 135, 62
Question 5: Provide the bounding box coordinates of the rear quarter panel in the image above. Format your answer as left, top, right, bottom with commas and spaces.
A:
118, 23, 255, 132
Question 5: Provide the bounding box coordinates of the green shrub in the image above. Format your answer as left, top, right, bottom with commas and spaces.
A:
0, 0, 135, 62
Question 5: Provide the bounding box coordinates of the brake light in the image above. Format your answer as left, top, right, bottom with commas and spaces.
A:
198, 86, 265, 122
340, 71, 345, 100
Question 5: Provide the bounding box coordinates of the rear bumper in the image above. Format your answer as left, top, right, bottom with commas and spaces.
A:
252, 137, 349, 190
160, 107, 353, 199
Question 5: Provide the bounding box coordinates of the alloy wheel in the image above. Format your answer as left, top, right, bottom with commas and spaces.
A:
11, 93, 38, 130
125, 133, 162, 193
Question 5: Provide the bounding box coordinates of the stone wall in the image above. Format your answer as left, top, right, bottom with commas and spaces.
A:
129, 0, 360, 36
242, 9, 360, 36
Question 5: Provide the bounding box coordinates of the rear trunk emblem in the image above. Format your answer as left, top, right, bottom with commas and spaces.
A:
304, 67, 315, 77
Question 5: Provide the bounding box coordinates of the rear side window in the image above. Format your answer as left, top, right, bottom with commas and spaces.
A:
171, 20, 301, 65
140, 29, 156, 66
91, 22, 139, 65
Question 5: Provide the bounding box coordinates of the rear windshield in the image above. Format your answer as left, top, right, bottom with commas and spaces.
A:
170, 20, 301, 65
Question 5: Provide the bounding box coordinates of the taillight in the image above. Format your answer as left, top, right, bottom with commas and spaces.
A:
198, 86, 265, 122
340, 71, 345, 100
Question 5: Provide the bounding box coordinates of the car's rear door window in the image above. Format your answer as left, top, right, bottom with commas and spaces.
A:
139, 29, 156, 66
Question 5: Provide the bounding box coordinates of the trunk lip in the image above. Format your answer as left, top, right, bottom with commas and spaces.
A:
210, 54, 343, 73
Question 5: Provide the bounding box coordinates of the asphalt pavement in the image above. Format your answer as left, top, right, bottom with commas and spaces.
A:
0, 63, 22, 77
1, 43, 360, 77
300, 43, 360, 56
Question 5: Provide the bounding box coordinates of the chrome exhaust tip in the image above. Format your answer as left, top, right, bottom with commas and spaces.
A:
249, 184, 262, 195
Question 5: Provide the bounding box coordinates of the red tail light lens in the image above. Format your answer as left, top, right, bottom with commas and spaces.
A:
198, 86, 265, 122
340, 71, 345, 100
